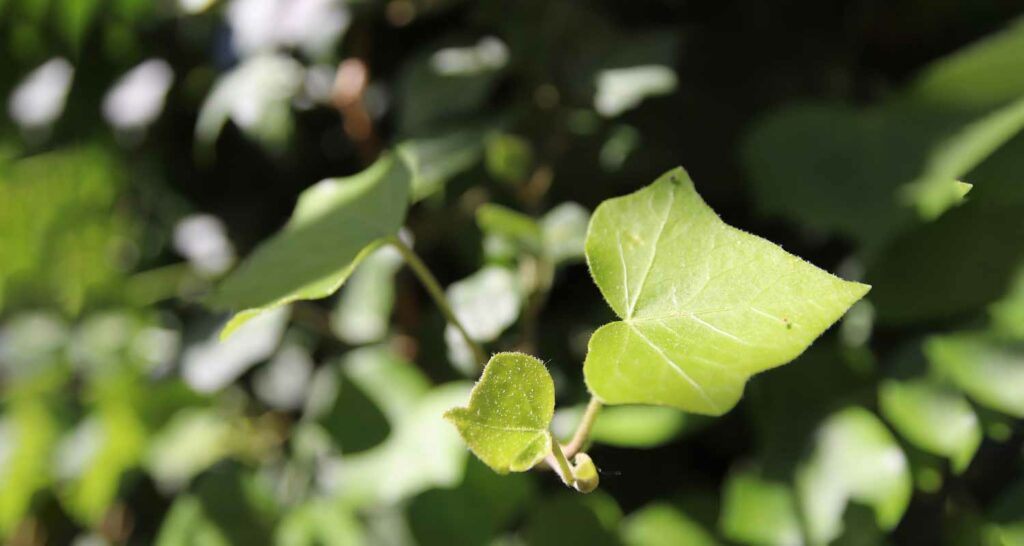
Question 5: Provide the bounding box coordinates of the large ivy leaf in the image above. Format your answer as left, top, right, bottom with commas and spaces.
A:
444, 353, 555, 473
211, 155, 410, 338
926, 333, 1024, 419
583, 168, 869, 415
796, 407, 911, 546
878, 379, 981, 473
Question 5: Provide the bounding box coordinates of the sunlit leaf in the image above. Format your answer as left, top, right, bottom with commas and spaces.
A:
145, 408, 233, 492
796, 407, 911, 545
155, 495, 230, 546
330, 245, 403, 345
583, 167, 869, 414
989, 266, 1024, 339
926, 333, 1024, 418
720, 467, 802, 546
445, 353, 555, 473
325, 382, 470, 505
878, 379, 981, 473
397, 124, 490, 201
0, 399, 60, 537
211, 155, 410, 338
622, 503, 719, 546
444, 266, 522, 371
476, 203, 543, 253
195, 54, 303, 150
276, 499, 365, 546
541, 202, 590, 265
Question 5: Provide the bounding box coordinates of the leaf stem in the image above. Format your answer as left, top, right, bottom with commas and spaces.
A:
388, 236, 488, 369
547, 438, 575, 487
563, 397, 603, 457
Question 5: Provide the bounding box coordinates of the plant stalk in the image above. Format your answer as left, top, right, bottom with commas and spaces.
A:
563, 397, 603, 458
388, 236, 488, 369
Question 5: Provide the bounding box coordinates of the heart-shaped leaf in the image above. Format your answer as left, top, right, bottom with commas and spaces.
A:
583, 167, 869, 415
445, 353, 555, 473
210, 155, 411, 338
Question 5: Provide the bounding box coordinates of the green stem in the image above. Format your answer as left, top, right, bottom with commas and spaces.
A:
547, 438, 575, 487
388, 236, 488, 369
563, 397, 603, 457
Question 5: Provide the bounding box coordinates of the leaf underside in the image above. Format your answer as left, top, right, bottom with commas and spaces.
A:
583, 167, 870, 415
211, 155, 411, 338
445, 353, 555, 473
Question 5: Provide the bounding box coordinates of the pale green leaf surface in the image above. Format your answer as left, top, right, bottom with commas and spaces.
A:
396, 124, 489, 201
145, 408, 232, 492
583, 168, 869, 414
330, 245, 403, 345
444, 353, 555, 473
796, 407, 911, 545
720, 467, 802, 546
328, 382, 470, 506
878, 379, 981, 473
542, 202, 590, 265
276, 500, 365, 546
476, 203, 543, 252
622, 503, 719, 546
212, 156, 410, 338
926, 334, 1024, 418
444, 266, 522, 371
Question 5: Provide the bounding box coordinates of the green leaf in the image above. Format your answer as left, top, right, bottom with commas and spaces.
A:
396, 124, 490, 201
989, 266, 1024, 340
155, 495, 230, 546
796, 407, 911, 545
485, 132, 534, 185
276, 500, 365, 546
622, 503, 719, 546
541, 202, 590, 265
408, 457, 535, 546
525, 494, 622, 546
926, 333, 1024, 418
211, 155, 411, 338
328, 382, 470, 506
878, 379, 982, 473
444, 352, 555, 473
444, 266, 522, 371
583, 168, 869, 415
476, 203, 543, 253
0, 399, 60, 537
330, 245, 403, 345
720, 467, 802, 546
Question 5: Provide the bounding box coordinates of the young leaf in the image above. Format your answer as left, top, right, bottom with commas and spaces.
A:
211, 155, 411, 338
583, 167, 869, 415
444, 353, 555, 473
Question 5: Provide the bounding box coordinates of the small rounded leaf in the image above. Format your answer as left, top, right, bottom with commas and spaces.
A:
445, 353, 555, 473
